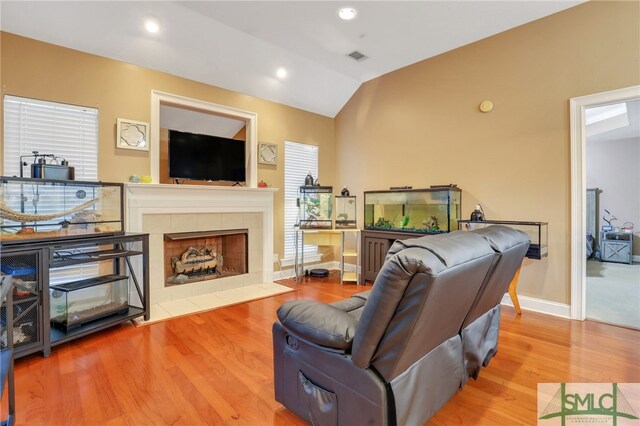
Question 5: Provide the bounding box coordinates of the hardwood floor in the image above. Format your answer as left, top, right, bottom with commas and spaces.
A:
5, 273, 640, 425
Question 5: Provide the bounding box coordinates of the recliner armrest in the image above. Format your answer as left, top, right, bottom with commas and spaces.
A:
277, 300, 359, 350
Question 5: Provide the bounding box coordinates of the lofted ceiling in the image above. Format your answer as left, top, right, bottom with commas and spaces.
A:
0, 1, 583, 117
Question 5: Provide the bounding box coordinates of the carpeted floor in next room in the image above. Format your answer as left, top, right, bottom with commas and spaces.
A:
586, 259, 640, 329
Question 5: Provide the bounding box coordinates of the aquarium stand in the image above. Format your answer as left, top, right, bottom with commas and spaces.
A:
1, 233, 149, 358
294, 229, 360, 285
360, 229, 427, 284
0, 275, 16, 425
47, 234, 149, 350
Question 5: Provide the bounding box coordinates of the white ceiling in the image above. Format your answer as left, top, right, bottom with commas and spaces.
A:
0, 1, 583, 117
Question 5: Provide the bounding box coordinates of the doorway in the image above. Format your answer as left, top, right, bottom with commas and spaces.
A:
570, 86, 640, 328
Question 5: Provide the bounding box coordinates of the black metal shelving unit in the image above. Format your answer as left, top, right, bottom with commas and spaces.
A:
0, 249, 45, 359
46, 233, 150, 351
1, 275, 16, 425
1, 233, 149, 359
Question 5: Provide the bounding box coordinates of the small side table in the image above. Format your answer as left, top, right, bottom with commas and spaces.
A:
600, 231, 633, 264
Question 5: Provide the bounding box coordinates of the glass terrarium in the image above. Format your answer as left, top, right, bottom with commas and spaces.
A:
364, 187, 462, 234
49, 274, 129, 332
0, 177, 123, 244
299, 186, 333, 229
335, 196, 357, 229
458, 220, 548, 259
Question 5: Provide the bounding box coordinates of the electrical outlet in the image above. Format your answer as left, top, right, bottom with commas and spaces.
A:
273, 253, 278, 263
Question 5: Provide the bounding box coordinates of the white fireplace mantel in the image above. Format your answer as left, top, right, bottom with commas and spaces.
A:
125, 183, 277, 301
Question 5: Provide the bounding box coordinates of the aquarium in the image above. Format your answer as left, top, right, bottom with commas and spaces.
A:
364, 187, 462, 234
49, 274, 129, 332
0, 177, 123, 244
299, 186, 333, 229
335, 196, 357, 229
458, 220, 548, 259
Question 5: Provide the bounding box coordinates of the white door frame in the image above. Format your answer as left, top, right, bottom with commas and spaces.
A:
569, 85, 640, 320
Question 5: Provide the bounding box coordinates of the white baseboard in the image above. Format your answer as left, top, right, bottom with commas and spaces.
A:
501, 294, 571, 319
634, 255, 640, 263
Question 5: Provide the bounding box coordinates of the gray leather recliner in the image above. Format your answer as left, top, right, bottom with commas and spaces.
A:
460, 225, 531, 382
273, 227, 529, 425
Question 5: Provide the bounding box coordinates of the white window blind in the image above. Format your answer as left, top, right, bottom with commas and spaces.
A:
3, 95, 99, 284
3, 95, 98, 179
284, 141, 318, 260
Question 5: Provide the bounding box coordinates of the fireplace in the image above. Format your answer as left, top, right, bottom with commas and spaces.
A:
164, 229, 248, 286
125, 183, 275, 305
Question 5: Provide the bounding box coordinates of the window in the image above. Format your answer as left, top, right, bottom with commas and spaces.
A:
3, 95, 99, 283
3, 95, 98, 179
284, 141, 319, 262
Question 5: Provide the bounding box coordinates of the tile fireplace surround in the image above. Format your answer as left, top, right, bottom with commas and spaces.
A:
125, 183, 276, 305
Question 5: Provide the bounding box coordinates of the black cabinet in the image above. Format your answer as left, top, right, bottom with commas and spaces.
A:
0, 248, 46, 358
363, 236, 390, 282
360, 229, 425, 284
0, 233, 149, 358
1, 275, 16, 425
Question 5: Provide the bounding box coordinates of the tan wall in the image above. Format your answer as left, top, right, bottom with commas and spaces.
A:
0, 32, 336, 264
334, 1, 640, 304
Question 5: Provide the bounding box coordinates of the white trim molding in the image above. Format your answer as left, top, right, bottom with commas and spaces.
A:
501, 294, 571, 319
569, 85, 640, 320
150, 90, 258, 187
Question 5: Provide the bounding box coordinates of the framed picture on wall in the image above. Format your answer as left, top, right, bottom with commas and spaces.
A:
117, 118, 149, 151
258, 142, 277, 165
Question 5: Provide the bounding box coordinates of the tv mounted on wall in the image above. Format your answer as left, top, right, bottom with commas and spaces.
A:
168, 130, 246, 183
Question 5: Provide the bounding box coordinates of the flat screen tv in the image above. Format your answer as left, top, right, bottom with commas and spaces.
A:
168, 130, 246, 183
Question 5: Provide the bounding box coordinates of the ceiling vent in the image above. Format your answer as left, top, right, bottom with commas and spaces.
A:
347, 50, 368, 62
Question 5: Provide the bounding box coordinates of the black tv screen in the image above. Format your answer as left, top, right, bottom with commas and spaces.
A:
168, 130, 246, 182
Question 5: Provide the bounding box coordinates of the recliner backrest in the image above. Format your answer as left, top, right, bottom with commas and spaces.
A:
462, 225, 530, 328
351, 231, 497, 381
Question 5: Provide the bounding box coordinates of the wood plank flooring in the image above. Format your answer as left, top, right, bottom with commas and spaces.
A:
4, 274, 640, 425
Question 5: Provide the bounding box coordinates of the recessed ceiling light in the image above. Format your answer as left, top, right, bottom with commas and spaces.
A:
145, 19, 160, 34
276, 67, 288, 79
338, 7, 357, 21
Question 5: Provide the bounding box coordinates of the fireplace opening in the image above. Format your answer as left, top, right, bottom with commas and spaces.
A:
164, 229, 248, 286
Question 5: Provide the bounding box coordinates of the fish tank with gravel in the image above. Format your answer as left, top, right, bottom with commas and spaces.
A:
364, 187, 462, 234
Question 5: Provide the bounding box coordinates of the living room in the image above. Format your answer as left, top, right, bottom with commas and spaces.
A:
1, 1, 639, 425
